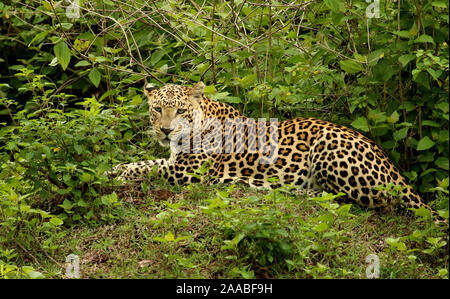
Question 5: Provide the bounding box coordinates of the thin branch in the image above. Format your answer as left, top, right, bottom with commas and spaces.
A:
246, 0, 317, 8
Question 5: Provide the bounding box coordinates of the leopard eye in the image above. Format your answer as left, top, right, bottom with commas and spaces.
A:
177, 108, 186, 115
154, 107, 162, 113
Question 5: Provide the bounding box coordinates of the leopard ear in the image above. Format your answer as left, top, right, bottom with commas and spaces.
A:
189, 81, 205, 106
144, 83, 157, 98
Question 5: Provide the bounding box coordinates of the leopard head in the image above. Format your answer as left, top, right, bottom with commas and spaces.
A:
144, 82, 204, 147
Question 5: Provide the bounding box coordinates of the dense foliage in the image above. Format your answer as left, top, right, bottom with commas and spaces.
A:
0, 0, 448, 278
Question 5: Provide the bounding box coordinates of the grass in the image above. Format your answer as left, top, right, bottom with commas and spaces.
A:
24, 178, 448, 279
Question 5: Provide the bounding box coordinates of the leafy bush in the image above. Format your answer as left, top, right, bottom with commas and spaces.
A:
198, 185, 448, 278
0, 176, 61, 279
0, 68, 151, 223
200, 186, 352, 277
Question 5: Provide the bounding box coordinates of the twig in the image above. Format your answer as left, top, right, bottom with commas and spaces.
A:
30, 232, 63, 268
210, 0, 217, 84
247, 0, 316, 8
14, 240, 43, 269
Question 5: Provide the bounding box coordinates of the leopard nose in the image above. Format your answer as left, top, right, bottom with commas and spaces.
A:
161, 128, 173, 136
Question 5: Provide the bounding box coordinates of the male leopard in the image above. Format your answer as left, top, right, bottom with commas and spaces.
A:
111, 82, 432, 214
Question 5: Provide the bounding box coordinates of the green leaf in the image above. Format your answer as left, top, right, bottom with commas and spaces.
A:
427, 68, 442, 81
220, 96, 242, 104
131, 95, 142, 105
372, 61, 395, 82
387, 111, 399, 124
414, 34, 435, 44
235, 51, 253, 59
5, 141, 17, 151
398, 54, 416, 68
436, 102, 449, 113
393, 31, 413, 38
435, 157, 449, 170
99, 90, 116, 102
324, 0, 340, 12
203, 85, 217, 94
84, 210, 94, 220
175, 236, 190, 243
420, 168, 437, 177
77, 200, 88, 207
152, 236, 167, 243
210, 92, 230, 100
60, 23, 73, 30
432, 1, 448, 8
74, 60, 91, 67
421, 120, 441, 127
367, 50, 384, 66
438, 130, 449, 143
80, 172, 93, 182
25, 269, 45, 279
237, 74, 257, 87
413, 71, 430, 89
386, 238, 407, 251
314, 222, 329, 232
53, 42, 71, 70
49, 217, 63, 226
29, 31, 49, 46
368, 110, 387, 123
337, 204, 352, 215
416, 136, 435, 151
351, 117, 370, 132
418, 152, 434, 163
88, 68, 101, 87
74, 144, 83, 154
60, 199, 73, 211
164, 232, 175, 242
438, 210, 449, 220
101, 192, 118, 206
438, 269, 448, 278
439, 177, 449, 188
92, 56, 110, 63
411, 206, 431, 218
393, 128, 409, 141
339, 59, 363, 74
151, 50, 165, 65
231, 267, 255, 279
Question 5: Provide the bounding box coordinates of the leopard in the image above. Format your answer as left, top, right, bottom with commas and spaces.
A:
110, 81, 435, 216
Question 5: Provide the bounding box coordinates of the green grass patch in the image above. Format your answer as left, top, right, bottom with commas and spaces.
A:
4, 180, 446, 279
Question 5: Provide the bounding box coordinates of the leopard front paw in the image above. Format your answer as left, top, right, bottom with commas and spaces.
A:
105, 163, 129, 182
